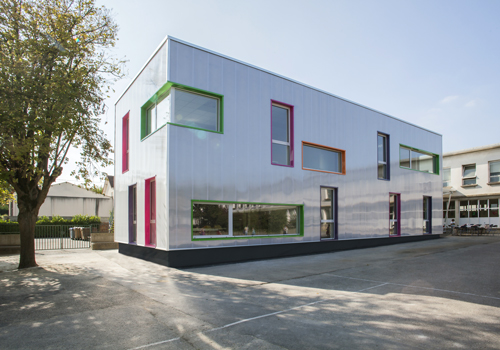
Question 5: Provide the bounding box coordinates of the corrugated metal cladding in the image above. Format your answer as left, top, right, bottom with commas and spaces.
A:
115, 37, 442, 251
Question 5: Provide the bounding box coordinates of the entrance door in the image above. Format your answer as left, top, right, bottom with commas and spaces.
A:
423, 196, 432, 233
320, 187, 337, 239
149, 179, 156, 245
389, 193, 400, 236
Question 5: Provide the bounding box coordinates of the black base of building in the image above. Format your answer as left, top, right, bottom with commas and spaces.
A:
119, 234, 441, 268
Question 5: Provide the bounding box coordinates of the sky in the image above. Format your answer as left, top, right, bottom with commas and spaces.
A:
57, 0, 500, 184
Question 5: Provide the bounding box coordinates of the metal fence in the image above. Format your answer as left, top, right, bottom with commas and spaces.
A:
34, 225, 94, 250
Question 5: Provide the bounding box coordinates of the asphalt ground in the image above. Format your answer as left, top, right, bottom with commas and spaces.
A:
1, 235, 499, 349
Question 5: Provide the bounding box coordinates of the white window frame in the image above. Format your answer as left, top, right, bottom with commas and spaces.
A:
488, 160, 500, 184
462, 164, 477, 186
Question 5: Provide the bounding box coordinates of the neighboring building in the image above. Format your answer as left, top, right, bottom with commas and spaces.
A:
443, 143, 500, 226
9, 182, 113, 222
115, 36, 443, 268
103, 175, 114, 198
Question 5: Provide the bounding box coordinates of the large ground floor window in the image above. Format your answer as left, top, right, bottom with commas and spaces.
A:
192, 201, 303, 239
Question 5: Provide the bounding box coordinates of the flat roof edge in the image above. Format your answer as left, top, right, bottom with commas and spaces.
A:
444, 143, 500, 157
115, 35, 442, 137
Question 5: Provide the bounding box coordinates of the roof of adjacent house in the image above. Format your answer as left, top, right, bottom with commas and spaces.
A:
443, 143, 500, 157
48, 182, 111, 199
106, 175, 114, 188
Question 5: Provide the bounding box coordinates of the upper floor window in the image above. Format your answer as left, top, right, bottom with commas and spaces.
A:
399, 145, 438, 174
271, 101, 294, 167
462, 164, 476, 186
489, 160, 500, 184
443, 168, 451, 187
141, 82, 223, 139
377, 133, 389, 180
302, 142, 346, 175
122, 113, 129, 173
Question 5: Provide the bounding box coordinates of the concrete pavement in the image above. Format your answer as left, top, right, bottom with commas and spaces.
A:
1, 236, 499, 349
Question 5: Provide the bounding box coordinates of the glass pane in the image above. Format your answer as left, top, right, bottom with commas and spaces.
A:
463, 165, 476, 177
146, 105, 155, 135
389, 195, 398, 220
490, 161, 500, 182
389, 221, 398, 236
321, 188, 334, 221
378, 164, 387, 179
411, 151, 435, 173
490, 199, 499, 217
174, 89, 218, 131
272, 105, 289, 142
423, 197, 429, 220
469, 200, 478, 218
423, 220, 430, 234
193, 203, 229, 235
233, 205, 298, 236
460, 200, 468, 218
479, 200, 488, 210
156, 93, 171, 127
463, 178, 476, 185
303, 145, 341, 173
400, 148, 410, 168
377, 135, 386, 162
321, 223, 335, 239
448, 211, 456, 218
272, 143, 290, 165
443, 168, 451, 182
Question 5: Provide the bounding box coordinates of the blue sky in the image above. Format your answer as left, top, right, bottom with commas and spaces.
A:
59, 0, 500, 182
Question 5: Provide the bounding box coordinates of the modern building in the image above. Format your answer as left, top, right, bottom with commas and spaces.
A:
115, 36, 442, 267
9, 182, 113, 221
443, 143, 500, 226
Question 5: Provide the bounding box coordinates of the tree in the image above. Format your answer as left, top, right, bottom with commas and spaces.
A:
0, 0, 123, 268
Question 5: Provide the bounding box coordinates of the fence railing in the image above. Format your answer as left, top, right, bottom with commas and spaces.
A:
0, 224, 102, 250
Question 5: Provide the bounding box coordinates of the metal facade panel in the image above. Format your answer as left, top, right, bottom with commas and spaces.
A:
118, 39, 442, 252
114, 43, 169, 249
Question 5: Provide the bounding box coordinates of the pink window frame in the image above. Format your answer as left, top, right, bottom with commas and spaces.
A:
145, 176, 156, 247
271, 100, 294, 167
122, 112, 129, 173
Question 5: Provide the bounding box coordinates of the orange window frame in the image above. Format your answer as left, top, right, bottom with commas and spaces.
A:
302, 141, 346, 175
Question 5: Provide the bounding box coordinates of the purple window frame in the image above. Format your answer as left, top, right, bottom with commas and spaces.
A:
271, 100, 294, 167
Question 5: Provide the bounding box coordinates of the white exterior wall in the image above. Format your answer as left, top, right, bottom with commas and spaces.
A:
443, 144, 500, 226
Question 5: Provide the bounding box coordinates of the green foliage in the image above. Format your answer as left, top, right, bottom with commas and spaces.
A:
0, 0, 123, 206
0, 0, 124, 267
71, 214, 100, 225
36, 216, 53, 224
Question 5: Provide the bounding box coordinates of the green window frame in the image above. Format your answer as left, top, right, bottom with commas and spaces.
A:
191, 200, 304, 241
141, 81, 224, 140
399, 144, 439, 175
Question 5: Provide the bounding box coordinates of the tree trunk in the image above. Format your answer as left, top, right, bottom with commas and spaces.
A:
18, 208, 38, 269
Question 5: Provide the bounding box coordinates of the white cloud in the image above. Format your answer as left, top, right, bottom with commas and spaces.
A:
440, 95, 459, 104
465, 100, 477, 107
